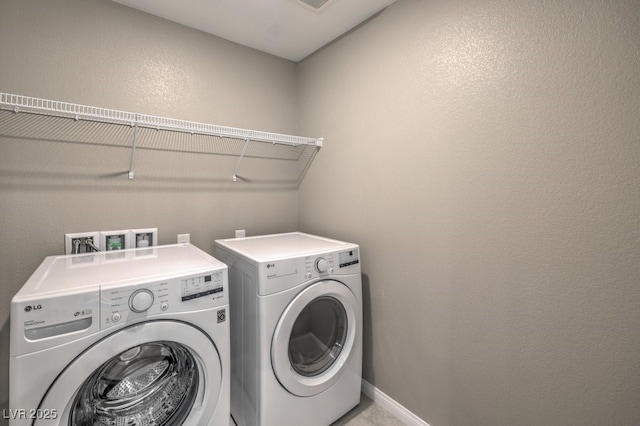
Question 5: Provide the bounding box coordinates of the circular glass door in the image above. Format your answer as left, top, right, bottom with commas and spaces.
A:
272, 280, 359, 397
289, 296, 347, 377
70, 341, 198, 426
37, 321, 222, 426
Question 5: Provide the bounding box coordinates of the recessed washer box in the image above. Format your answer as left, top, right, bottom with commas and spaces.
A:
64, 232, 100, 255
131, 228, 158, 248
100, 230, 132, 251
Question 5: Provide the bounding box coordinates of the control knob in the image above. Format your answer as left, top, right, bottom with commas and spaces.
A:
315, 257, 328, 273
129, 289, 154, 313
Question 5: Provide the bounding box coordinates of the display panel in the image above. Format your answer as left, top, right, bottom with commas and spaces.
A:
181, 271, 224, 301
338, 249, 359, 268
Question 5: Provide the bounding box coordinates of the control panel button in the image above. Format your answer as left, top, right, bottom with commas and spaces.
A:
161, 302, 169, 311
315, 257, 328, 273
129, 289, 154, 313
111, 313, 121, 322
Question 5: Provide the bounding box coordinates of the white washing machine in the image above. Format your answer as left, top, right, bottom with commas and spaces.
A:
9, 243, 230, 426
215, 232, 362, 426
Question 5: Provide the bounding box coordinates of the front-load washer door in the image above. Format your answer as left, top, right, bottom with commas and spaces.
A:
271, 280, 359, 397
35, 320, 222, 425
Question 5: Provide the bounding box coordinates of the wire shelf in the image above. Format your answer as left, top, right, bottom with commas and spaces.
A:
0, 92, 322, 185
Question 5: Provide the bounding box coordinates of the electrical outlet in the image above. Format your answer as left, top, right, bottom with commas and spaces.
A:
100, 230, 131, 251
177, 234, 190, 244
65, 232, 100, 255
235, 229, 246, 238
130, 228, 158, 248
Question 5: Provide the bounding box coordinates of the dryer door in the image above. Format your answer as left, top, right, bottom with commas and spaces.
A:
35, 321, 222, 425
271, 280, 359, 397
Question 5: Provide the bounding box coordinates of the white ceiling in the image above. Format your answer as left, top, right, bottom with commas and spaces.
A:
112, 0, 396, 62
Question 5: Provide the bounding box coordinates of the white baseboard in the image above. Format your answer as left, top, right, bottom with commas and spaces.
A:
361, 380, 430, 426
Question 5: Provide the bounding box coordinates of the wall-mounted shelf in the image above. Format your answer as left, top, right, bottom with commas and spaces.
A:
0, 92, 322, 186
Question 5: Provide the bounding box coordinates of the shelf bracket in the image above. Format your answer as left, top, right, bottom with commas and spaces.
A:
232, 138, 251, 182
128, 116, 139, 179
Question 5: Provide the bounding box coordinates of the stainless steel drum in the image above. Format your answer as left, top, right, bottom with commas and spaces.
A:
70, 341, 199, 426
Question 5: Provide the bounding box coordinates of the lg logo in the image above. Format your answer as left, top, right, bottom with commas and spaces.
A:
266, 263, 276, 269
24, 305, 42, 312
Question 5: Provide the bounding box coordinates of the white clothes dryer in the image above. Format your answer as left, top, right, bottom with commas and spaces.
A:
9, 243, 230, 426
215, 232, 362, 426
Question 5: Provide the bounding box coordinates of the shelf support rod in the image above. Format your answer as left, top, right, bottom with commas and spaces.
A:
297, 145, 321, 187
128, 115, 139, 179
232, 138, 251, 182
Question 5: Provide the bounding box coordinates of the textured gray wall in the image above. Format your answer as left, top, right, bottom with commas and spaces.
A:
0, 0, 299, 415
2, 0, 640, 425
297, 0, 640, 425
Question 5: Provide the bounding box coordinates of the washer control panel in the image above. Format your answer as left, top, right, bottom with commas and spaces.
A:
100, 269, 226, 329
102, 281, 171, 327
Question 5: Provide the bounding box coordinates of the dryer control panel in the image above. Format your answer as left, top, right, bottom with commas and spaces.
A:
257, 248, 361, 296
304, 249, 360, 278
100, 269, 226, 330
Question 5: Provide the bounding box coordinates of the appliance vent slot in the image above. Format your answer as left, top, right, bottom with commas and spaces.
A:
299, 0, 332, 10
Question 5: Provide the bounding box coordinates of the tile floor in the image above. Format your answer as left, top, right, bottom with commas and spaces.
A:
229, 393, 404, 425
331, 394, 404, 426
